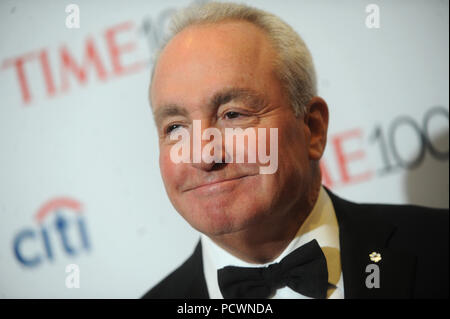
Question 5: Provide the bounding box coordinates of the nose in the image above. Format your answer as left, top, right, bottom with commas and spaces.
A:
191, 161, 227, 172
191, 123, 227, 172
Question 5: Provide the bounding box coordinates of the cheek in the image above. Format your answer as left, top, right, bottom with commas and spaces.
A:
159, 148, 182, 193
280, 119, 309, 161
272, 119, 312, 186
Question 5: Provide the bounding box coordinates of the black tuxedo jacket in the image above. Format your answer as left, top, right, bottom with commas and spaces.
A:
142, 191, 449, 299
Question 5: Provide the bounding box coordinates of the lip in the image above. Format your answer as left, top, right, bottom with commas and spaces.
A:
183, 175, 253, 193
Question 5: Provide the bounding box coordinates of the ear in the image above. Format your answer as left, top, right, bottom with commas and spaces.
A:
304, 97, 329, 160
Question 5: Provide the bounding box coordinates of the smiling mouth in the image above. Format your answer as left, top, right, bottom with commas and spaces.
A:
183, 175, 254, 193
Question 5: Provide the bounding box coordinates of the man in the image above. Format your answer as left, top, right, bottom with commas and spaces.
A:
142, 2, 448, 299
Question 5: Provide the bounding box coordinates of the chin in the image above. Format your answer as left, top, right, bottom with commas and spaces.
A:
178, 197, 270, 236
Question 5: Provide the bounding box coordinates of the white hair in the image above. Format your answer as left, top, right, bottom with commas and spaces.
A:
152, 1, 317, 116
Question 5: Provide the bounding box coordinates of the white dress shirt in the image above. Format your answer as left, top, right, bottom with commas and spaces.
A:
201, 186, 345, 299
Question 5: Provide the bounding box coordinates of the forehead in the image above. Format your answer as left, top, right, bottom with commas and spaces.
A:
150, 20, 278, 109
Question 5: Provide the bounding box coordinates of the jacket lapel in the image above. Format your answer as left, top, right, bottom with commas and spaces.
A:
186, 241, 210, 298
328, 190, 417, 298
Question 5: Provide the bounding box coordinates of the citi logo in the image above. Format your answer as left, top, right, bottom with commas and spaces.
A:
13, 197, 91, 267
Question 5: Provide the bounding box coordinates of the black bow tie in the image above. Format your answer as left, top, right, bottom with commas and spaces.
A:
217, 239, 328, 299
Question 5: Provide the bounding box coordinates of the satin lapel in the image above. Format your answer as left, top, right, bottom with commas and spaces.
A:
327, 190, 417, 298
185, 241, 210, 298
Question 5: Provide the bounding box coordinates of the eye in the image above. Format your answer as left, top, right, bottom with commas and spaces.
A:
224, 111, 241, 119
165, 124, 182, 134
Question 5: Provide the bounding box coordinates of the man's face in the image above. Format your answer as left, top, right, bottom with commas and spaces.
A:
151, 21, 320, 237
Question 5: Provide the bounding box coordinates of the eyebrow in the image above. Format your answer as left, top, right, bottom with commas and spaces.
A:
153, 104, 189, 126
211, 88, 269, 111
153, 87, 269, 126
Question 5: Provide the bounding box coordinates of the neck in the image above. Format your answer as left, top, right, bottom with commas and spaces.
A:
209, 179, 322, 264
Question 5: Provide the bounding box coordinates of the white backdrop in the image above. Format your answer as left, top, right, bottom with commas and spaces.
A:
0, 0, 448, 298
